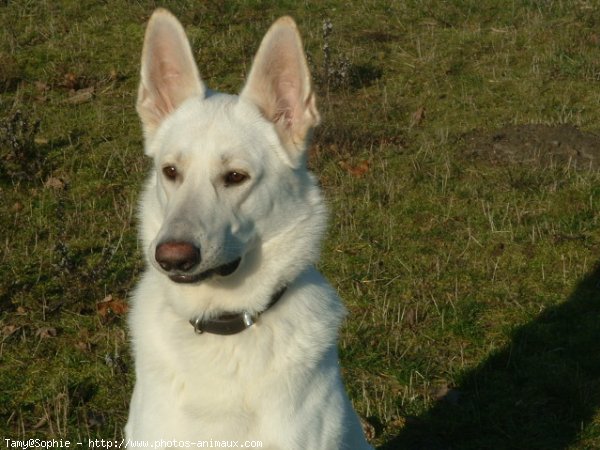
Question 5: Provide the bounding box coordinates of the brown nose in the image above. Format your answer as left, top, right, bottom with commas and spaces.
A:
155, 241, 201, 273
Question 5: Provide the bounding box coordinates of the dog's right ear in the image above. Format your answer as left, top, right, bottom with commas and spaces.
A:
137, 9, 205, 144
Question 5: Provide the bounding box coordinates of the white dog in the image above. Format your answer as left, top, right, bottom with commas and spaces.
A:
126, 9, 373, 450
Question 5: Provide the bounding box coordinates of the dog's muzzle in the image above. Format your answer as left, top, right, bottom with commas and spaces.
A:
154, 241, 241, 283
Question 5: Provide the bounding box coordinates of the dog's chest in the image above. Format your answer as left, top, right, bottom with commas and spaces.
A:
132, 322, 302, 442
161, 323, 283, 395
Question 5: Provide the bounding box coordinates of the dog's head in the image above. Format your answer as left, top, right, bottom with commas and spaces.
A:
136, 9, 323, 286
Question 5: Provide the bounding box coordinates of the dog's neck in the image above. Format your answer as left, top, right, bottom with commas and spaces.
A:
188, 286, 287, 335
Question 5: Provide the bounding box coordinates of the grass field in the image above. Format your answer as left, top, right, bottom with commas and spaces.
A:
2, 1, 600, 448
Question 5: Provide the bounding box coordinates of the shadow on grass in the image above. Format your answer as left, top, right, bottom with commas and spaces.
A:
381, 262, 600, 450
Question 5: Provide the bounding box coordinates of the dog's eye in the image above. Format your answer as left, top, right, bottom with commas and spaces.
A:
224, 171, 248, 186
162, 165, 178, 181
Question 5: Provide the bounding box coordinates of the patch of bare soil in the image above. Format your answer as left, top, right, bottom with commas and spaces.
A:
463, 124, 600, 170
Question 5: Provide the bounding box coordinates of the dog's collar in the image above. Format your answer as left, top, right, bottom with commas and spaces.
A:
189, 287, 287, 336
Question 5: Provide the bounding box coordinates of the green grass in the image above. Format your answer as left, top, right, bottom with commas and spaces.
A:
2, 1, 600, 448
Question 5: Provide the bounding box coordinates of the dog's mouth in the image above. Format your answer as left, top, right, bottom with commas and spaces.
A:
168, 258, 242, 284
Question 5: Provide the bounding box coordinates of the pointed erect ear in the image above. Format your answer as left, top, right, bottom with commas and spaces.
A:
137, 9, 205, 142
240, 17, 320, 167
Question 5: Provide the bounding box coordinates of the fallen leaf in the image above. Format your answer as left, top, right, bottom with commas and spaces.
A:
339, 160, 370, 177
66, 86, 94, 104
388, 416, 407, 429
34, 81, 49, 102
443, 388, 462, 405
411, 106, 426, 127
63, 72, 79, 89
432, 383, 450, 400
34, 81, 49, 93
75, 341, 90, 352
403, 306, 419, 327
2, 325, 19, 337
431, 382, 462, 404
491, 242, 506, 258
36, 327, 57, 339
359, 415, 376, 440
32, 415, 48, 430
44, 177, 65, 190
86, 410, 105, 428
97, 295, 128, 317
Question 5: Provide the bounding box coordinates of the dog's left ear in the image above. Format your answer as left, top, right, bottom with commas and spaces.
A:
240, 17, 320, 167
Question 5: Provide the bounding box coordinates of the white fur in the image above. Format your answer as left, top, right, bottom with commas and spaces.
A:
126, 9, 373, 450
